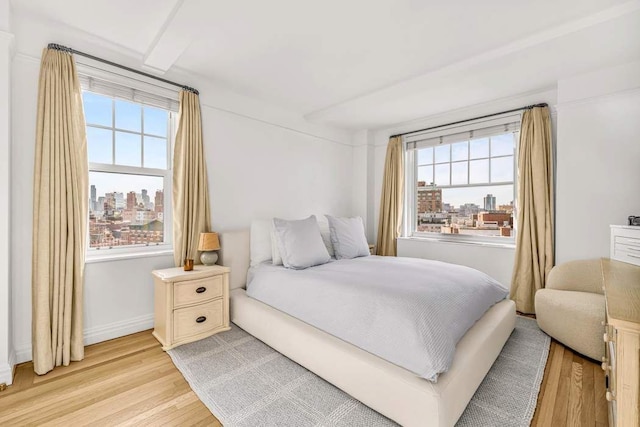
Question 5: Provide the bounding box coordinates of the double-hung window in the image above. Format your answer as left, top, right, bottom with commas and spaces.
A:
404, 114, 520, 244
81, 76, 178, 255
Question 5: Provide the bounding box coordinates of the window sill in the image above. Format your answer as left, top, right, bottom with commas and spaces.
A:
398, 236, 516, 250
85, 248, 174, 264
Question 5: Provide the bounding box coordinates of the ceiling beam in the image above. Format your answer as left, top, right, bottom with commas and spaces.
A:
142, 0, 206, 74
304, 0, 640, 124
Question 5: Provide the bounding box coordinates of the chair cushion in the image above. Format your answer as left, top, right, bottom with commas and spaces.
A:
535, 289, 605, 360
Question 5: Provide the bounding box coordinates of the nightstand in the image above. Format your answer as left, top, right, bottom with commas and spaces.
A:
152, 265, 231, 350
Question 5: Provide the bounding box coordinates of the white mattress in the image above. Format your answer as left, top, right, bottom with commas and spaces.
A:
231, 288, 516, 427
246, 256, 509, 381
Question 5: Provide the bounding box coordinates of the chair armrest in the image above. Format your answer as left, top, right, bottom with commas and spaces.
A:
546, 259, 604, 294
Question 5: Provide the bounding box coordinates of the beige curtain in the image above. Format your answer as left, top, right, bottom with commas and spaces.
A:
173, 90, 211, 266
510, 106, 554, 314
376, 136, 404, 256
32, 48, 88, 375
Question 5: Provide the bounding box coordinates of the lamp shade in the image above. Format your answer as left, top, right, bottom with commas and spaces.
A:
198, 232, 220, 251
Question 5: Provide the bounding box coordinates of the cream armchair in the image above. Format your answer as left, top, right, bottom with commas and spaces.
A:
535, 259, 605, 361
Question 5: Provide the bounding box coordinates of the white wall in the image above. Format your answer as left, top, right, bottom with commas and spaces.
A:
0, 0, 13, 385
9, 15, 354, 365
555, 61, 640, 263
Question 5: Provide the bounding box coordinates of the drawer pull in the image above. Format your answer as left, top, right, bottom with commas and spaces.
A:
196, 287, 207, 294
196, 316, 207, 323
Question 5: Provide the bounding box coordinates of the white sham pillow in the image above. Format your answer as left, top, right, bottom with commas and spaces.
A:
316, 216, 335, 258
325, 215, 370, 260
273, 215, 330, 269
250, 219, 273, 266
271, 214, 334, 265
271, 225, 283, 265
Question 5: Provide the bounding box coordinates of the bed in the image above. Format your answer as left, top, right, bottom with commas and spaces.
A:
219, 229, 516, 427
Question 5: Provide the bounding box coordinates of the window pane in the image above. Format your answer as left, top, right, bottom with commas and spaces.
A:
83, 92, 112, 127
469, 159, 489, 183
451, 141, 468, 161
144, 106, 168, 137
87, 127, 112, 164
89, 172, 165, 249
434, 145, 450, 163
491, 156, 514, 182
491, 133, 515, 157
417, 147, 433, 165
434, 163, 450, 186
417, 165, 433, 184
115, 131, 141, 167
415, 184, 514, 238
115, 100, 141, 132
144, 136, 167, 169
451, 161, 468, 185
469, 138, 489, 159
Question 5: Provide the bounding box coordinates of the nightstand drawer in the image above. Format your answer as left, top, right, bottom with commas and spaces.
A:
174, 275, 223, 307
173, 299, 224, 341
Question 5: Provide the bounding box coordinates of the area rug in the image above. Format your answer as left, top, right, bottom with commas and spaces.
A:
168, 316, 549, 426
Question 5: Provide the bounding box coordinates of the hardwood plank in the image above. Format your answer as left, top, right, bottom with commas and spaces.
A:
581, 356, 596, 427
567, 354, 584, 426
551, 344, 575, 426
534, 341, 565, 427
594, 361, 608, 425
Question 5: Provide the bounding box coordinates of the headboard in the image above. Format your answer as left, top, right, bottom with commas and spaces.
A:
219, 229, 250, 289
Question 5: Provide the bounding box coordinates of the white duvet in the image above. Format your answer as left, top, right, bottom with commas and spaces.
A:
246, 255, 509, 382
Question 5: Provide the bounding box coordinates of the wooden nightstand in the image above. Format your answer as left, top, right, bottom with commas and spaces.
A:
152, 265, 231, 350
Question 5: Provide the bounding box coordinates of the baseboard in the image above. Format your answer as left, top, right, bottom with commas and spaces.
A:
0, 349, 15, 386
13, 313, 154, 364
83, 313, 154, 347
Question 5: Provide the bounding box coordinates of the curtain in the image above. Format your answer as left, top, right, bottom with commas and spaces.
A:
376, 136, 404, 256
32, 48, 88, 375
510, 106, 554, 314
173, 90, 211, 266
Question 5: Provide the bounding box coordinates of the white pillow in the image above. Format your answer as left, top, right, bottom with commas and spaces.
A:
250, 219, 273, 266
271, 224, 283, 265
271, 215, 334, 265
325, 215, 370, 260
273, 215, 330, 269
316, 216, 335, 258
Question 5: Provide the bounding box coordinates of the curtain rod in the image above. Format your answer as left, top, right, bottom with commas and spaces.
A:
390, 103, 548, 139
47, 43, 199, 95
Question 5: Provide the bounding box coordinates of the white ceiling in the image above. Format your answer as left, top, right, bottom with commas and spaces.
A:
11, 0, 640, 130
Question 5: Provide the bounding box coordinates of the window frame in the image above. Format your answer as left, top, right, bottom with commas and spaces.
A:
404, 117, 520, 246
84, 90, 177, 259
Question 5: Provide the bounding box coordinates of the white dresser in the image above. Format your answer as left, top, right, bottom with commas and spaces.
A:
610, 225, 640, 267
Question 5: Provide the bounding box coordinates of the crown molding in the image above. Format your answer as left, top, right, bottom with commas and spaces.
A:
555, 86, 640, 111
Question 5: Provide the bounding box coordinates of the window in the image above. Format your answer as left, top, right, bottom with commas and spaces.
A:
405, 115, 520, 243
83, 90, 176, 253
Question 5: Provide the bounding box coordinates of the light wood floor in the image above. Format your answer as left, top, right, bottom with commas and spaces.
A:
0, 330, 605, 426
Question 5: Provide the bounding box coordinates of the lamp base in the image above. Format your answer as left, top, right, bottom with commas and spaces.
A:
200, 251, 218, 266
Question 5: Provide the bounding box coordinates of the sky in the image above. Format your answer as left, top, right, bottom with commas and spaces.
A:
84, 92, 169, 196
416, 134, 516, 208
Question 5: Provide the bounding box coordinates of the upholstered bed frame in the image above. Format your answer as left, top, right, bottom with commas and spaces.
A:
219, 229, 516, 427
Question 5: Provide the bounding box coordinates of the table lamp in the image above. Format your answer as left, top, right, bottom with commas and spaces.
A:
198, 232, 220, 266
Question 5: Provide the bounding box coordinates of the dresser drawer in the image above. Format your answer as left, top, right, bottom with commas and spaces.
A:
173, 299, 224, 341
173, 275, 223, 307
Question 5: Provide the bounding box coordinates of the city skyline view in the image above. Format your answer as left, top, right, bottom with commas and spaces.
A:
89, 171, 164, 201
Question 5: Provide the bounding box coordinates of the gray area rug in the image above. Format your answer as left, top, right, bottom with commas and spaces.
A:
168, 316, 549, 426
